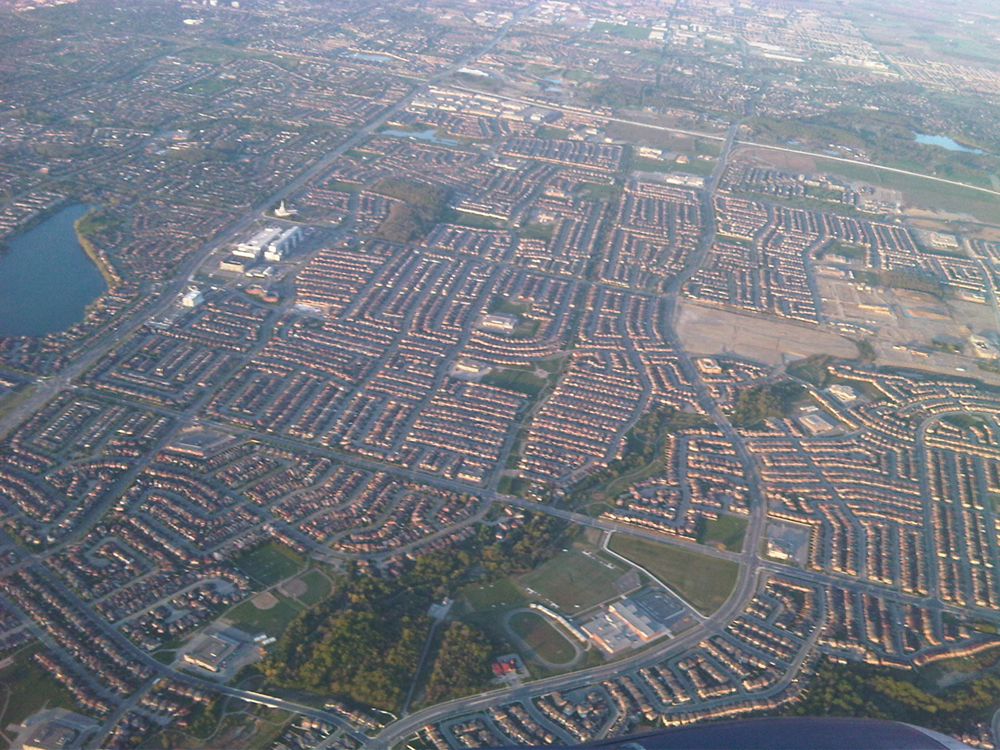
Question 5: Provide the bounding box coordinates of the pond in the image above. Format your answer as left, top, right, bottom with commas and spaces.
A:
0, 204, 107, 337
914, 133, 986, 154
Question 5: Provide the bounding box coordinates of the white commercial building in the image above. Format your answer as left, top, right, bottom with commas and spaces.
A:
235, 227, 282, 259
180, 289, 203, 308
264, 226, 302, 261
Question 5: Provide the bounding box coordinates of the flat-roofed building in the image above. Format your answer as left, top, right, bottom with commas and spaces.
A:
235, 227, 283, 259
478, 313, 519, 333
183, 634, 236, 672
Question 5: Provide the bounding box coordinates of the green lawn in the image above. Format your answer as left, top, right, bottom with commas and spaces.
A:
575, 182, 621, 202
181, 77, 231, 96
590, 21, 650, 39
326, 179, 363, 192
461, 578, 528, 612
482, 368, 548, 397
631, 156, 674, 173
226, 594, 304, 639
296, 570, 333, 607
516, 546, 626, 611
607, 535, 739, 616
490, 297, 532, 315
0, 647, 80, 729
233, 542, 304, 587
441, 209, 503, 229
520, 222, 555, 241
508, 611, 576, 665
696, 515, 748, 553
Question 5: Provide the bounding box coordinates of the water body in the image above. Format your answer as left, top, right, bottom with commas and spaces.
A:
582, 717, 955, 750
347, 52, 391, 62
382, 128, 460, 146
0, 204, 106, 337
914, 133, 986, 154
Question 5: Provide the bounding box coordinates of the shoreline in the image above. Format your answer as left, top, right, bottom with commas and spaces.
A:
73, 209, 117, 288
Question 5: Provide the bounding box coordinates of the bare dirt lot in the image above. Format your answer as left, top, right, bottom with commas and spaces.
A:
676, 301, 858, 366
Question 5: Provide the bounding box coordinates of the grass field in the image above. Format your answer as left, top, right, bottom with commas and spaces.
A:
490, 297, 532, 315
575, 182, 621, 202
607, 535, 739, 616
296, 570, 333, 607
811, 155, 1000, 225
497, 475, 533, 496
181, 77, 231, 96
483, 368, 548, 397
696, 515, 748, 553
462, 578, 528, 612
508, 611, 576, 664
516, 546, 626, 611
233, 542, 304, 587
441, 209, 503, 229
590, 21, 650, 39
226, 594, 304, 638
0, 646, 79, 729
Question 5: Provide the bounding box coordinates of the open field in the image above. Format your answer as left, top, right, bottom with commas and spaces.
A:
676, 301, 858, 366
607, 535, 739, 616
508, 611, 577, 665
516, 546, 627, 612
461, 578, 528, 612
233, 543, 304, 587
483, 368, 548, 397
226, 593, 304, 638
0, 646, 79, 732
697, 515, 748, 553
293, 570, 333, 607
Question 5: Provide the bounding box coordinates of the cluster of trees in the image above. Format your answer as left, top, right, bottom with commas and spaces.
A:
565, 405, 709, 502
786, 657, 1000, 735
786, 354, 835, 388
880, 269, 946, 299
477, 513, 572, 577
371, 178, 451, 243
259, 514, 569, 711
423, 623, 494, 704
259, 579, 430, 710
730, 382, 804, 428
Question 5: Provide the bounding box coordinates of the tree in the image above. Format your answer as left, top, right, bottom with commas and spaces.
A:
424, 623, 494, 703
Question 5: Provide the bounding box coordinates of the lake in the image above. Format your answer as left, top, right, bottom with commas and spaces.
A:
0, 203, 107, 337
914, 133, 986, 154
584, 717, 955, 749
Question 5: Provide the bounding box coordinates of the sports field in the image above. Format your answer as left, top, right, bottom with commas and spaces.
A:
508, 611, 577, 665
233, 542, 304, 587
607, 535, 739, 616
516, 546, 627, 611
